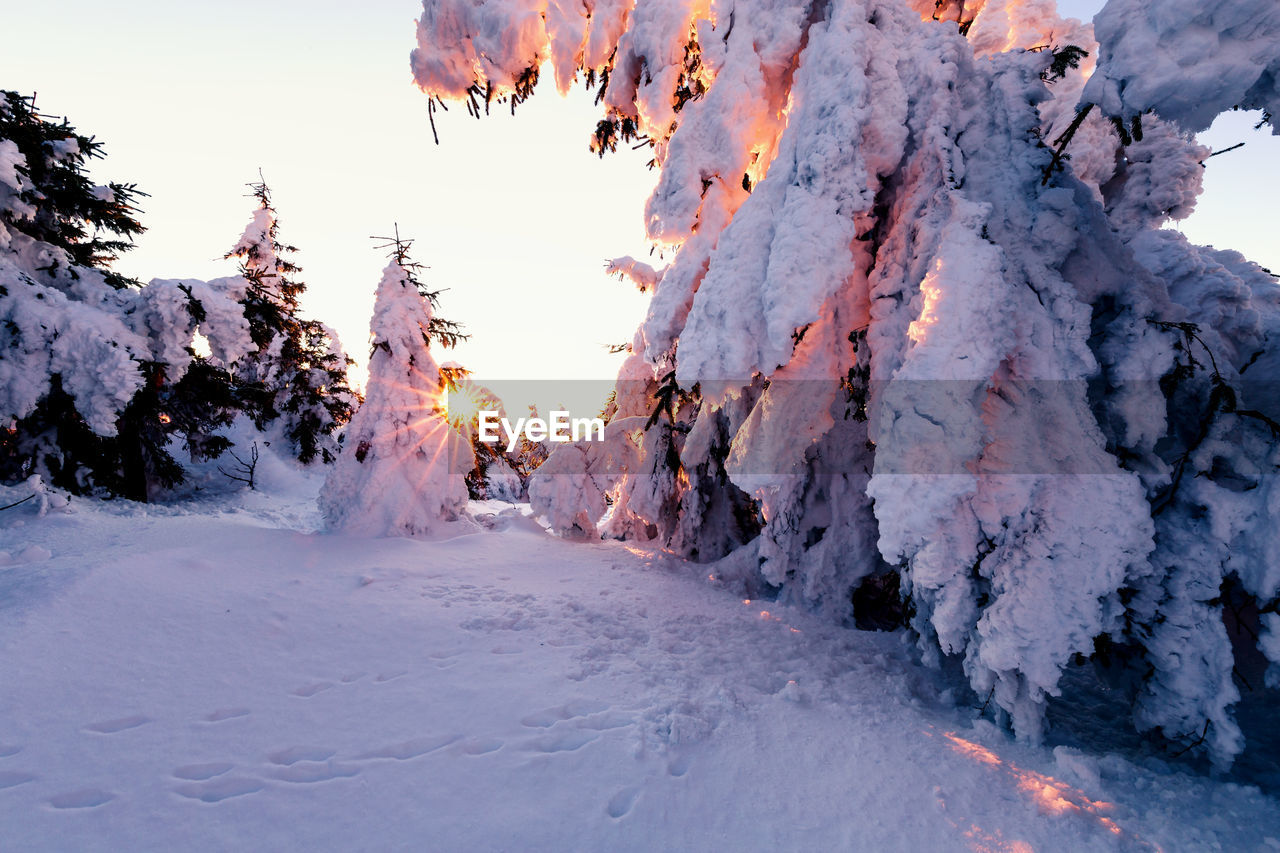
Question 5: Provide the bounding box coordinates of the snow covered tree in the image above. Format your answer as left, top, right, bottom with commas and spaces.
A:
413, 0, 1280, 766
0, 92, 249, 499
225, 180, 356, 464
320, 235, 474, 536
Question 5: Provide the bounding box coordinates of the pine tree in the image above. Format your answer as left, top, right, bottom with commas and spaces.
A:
224, 179, 355, 464
319, 233, 473, 535
1, 92, 242, 499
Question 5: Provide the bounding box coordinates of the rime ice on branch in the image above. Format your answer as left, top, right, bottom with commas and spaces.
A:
1083, 0, 1280, 133
412, 0, 1280, 766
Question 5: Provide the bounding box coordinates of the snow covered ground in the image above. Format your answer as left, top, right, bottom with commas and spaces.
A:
2, 476, 1279, 852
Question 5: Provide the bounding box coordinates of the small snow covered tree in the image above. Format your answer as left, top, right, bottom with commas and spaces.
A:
0, 92, 248, 499
225, 180, 356, 464
413, 0, 1280, 766
320, 234, 473, 536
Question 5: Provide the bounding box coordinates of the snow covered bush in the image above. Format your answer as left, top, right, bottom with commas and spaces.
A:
412, 0, 1280, 766
320, 237, 473, 536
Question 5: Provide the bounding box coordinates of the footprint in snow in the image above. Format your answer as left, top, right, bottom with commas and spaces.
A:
0, 743, 22, 758
606, 786, 641, 819
0, 771, 35, 790
268, 762, 361, 784
204, 708, 250, 723
667, 753, 695, 778
85, 715, 151, 734
355, 735, 461, 761
173, 763, 234, 781
578, 710, 635, 731
340, 672, 366, 684
455, 737, 504, 756
520, 699, 611, 728
520, 730, 600, 753
374, 671, 408, 683
267, 746, 335, 766
48, 789, 116, 809
173, 776, 265, 803
290, 682, 334, 698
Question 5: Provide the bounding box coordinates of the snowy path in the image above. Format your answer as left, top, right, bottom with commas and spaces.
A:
1, 495, 1279, 851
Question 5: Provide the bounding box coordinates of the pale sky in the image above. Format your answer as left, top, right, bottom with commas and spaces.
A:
2, 0, 1275, 398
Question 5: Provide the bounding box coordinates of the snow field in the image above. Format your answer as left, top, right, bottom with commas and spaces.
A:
1, 484, 1278, 850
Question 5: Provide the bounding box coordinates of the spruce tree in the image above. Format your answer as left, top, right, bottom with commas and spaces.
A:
1, 92, 240, 500
224, 179, 355, 463
320, 232, 473, 535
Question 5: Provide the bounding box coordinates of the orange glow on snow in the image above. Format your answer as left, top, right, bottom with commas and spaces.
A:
908, 265, 944, 344
933, 731, 1154, 851
943, 732, 1115, 816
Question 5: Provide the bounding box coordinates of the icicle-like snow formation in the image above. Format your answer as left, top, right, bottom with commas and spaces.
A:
413, 0, 1280, 765
320, 260, 473, 537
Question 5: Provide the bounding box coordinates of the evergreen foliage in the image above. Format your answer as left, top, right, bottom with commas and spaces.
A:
225, 179, 356, 464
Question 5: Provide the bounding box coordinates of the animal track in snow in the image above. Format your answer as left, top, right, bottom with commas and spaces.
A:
0, 771, 35, 790
340, 672, 366, 684
355, 735, 460, 761
606, 786, 641, 818
204, 708, 250, 723
173, 776, 264, 803
267, 746, 336, 766
48, 789, 115, 809
85, 715, 151, 734
173, 763, 234, 781
374, 671, 407, 684
291, 682, 334, 698
0, 744, 21, 757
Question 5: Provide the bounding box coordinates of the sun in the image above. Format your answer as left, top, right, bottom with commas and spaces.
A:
444, 381, 489, 430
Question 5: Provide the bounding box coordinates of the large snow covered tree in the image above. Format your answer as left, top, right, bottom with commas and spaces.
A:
0, 92, 251, 499
225, 181, 357, 464
412, 0, 1280, 766
320, 236, 473, 536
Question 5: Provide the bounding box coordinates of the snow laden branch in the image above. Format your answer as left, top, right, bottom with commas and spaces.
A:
412, 0, 1280, 767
